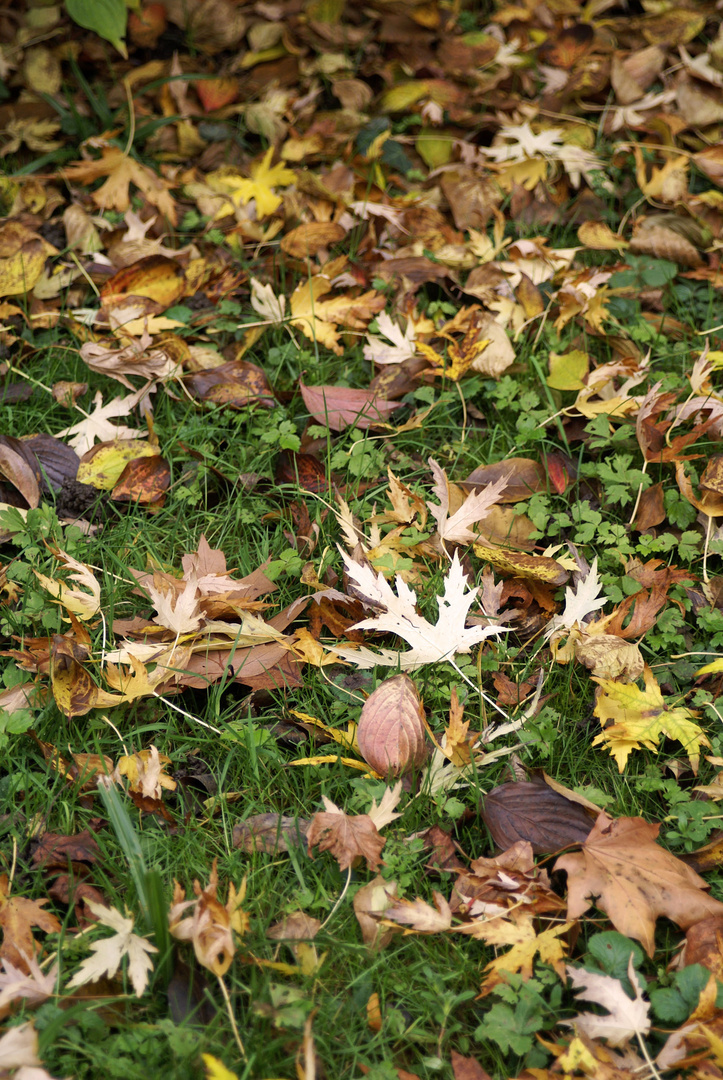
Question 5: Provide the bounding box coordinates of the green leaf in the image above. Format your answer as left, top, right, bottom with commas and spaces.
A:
65, 0, 128, 56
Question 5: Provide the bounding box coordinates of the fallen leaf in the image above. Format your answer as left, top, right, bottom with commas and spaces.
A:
593, 664, 709, 773
67, 900, 158, 997
168, 860, 247, 976
0, 874, 61, 972
556, 812, 723, 956
564, 958, 651, 1047
427, 457, 508, 544
299, 380, 401, 430
307, 799, 386, 871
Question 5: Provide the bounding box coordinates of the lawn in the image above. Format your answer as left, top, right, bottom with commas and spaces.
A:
1, 1, 723, 1078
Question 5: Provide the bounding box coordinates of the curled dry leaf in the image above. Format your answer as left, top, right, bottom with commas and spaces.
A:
357, 673, 428, 776
168, 859, 248, 976
353, 874, 399, 950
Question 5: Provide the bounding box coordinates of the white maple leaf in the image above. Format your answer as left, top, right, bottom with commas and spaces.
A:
334, 548, 506, 670
545, 558, 608, 639
367, 781, 403, 830
0, 1022, 42, 1071
481, 123, 564, 163
363, 311, 417, 366
0, 955, 57, 1015
54, 389, 146, 454
427, 458, 508, 544
145, 575, 203, 634
67, 901, 157, 998
249, 277, 286, 325
564, 958, 650, 1047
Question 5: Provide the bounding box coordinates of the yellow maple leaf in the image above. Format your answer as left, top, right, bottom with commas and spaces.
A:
462, 911, 573, 994
289, 276, 384, 354
593, 664, 709, 773
207, 149, 295, 218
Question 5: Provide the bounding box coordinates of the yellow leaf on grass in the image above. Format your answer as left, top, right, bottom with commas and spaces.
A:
207, 149, 295, 218
35, 550, 101, 621
202, 1055, 239, 1080
77, 440, 159, 491
547, 350, 589, 391
577, 221, 628, 250
289, 708, 359, 752
593, 664, 709, 773
461, 911, 573, 994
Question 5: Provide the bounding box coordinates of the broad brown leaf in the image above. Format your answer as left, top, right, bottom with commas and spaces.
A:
556, 813, 723, 956
307, 801, 386, 871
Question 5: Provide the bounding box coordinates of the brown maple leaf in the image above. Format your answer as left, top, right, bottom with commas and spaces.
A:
307, 799, 386, 871
0, 875, 61, 972
63, 147, 177, 224
556, 813, 723, 956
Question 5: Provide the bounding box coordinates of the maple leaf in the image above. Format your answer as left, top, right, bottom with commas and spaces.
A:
79, 332, 180, 391
564, 958, 651, 1047
545, 559, 608, 640
555, 812, 723, 956
363, 311, 417, 366
113, 745, 176, 800
334, 548, 506, 670
249, 277, 286, 324
307, 798, 387, 871
0, 1021, 43, 1072
592, 664, 709, 773
67, 900, 157, 997
63, 147, 177, 224
0, 874, 61, 972
145, 574, 204, 634
34, 550, 101, 621
206, 150, 295, 218
461, 911, 572, 994
53, 389, 147, 455
290, 276, 385, 355
427, 458, 509, 544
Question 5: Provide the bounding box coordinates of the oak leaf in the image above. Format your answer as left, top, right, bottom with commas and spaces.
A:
67, 901, 157, 997
556, 812, 723, 956
592, 664, 709, 772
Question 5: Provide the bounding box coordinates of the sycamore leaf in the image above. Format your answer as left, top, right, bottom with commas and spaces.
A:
427, 458, 508, 544
334, 548, 506, 670
564, 958, 650, 1047
0, 874, 61, 972
545, 558, 608, 639
63, 147, 177, 224
555, 812, 723, 956
168, 860, 247, 976
34, 550, 101, 621
593, 664, 709, 773
67, 901, 157, 997
307, 800, 386, 871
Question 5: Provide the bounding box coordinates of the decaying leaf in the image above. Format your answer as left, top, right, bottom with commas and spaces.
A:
168, 859, 248, 976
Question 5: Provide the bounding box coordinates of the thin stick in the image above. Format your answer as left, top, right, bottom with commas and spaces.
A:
152, 692, 222, 734
703, 513, 713, 584
216, 974, 247, 1061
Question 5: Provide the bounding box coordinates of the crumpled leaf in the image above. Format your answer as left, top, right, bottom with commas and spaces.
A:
0, 874, 61, 972
564, 957, 651, 1047
334, 548, 507, 669
556, 812, 723, 956
34, 549, 101, 621
168, 859, 247, 976
79, 331, 180, 391
67, 900, 158, 997
0, 954, 56, 1020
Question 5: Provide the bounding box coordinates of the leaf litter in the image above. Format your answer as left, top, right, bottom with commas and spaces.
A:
3, 0, 723, 1076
